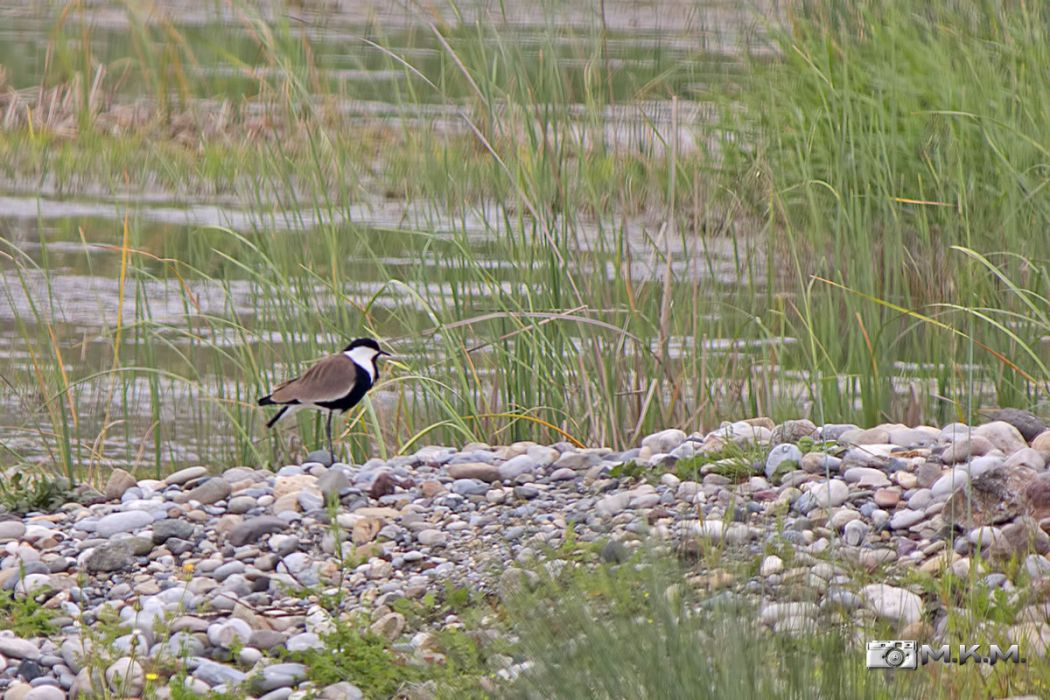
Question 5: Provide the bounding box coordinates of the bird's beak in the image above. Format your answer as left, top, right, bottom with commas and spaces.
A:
378, 350, 393, 358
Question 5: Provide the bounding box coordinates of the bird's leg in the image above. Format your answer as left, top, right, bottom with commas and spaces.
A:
326, 410, 334, 462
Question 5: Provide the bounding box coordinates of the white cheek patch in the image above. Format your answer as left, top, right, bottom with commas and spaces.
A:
345, 346, 377, 381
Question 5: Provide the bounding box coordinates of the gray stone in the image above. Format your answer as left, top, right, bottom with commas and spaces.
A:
61, 638, 92, 673
600, 540, 629, 564
304, 450, 334, 467
940, 422, 972, 441
124, 535, 154, 556
968, 526, 1006, 548
915, 462, 942, 488
213, 561, 246, 582
889, 509, 926, 530
842, 467, 891, 488
180, 477, 231, 505
811, 479, 849, 508
843, 519, 869, 546
974, 420, 1028, 454
840, 427, 889, 445
691, 520, 749, 544
254, 663, 307, 692
0, 637, 41, 660
995, 519, 1050, 559
447, 463, 501, 482
227, 496, 257, 514
71, 668, 104, 698
887, 428, 937, 448
16, 573, 51, 597
1024, 554, 1050, 578
800, 452, 842, 474
642, 429, 687, 453
417, 529, 447, 547
945, 464, 1040, 529
760, 555, 784, 576
823, 588, 863, 610
24, 687, 65, 700
549, 468, 577, 481
320, 682, 365, 700
765, 444, 802, 479
161, 632, 206, 657
259, 689, 294, 700
298, 490, 324, 511
451, 479, 489, 496
280, 551, 311, 574
968, 454, 1005, 478
860, 584, 923, 624
249, 630, 289, 651
193, 659, 247, 687
840, 448, 886, 469
96, 511, 154, 538
0, 561, 47, 591
988, 408, 1047, 442
759, 602, 818, 624
85, 542, 134, 572
105, 657, 145, 695
152, 519, 196, 544
286, 632, 324, 652
942, 437, 994, 463
931, 468, 971, 498
207, 619, 253, 649
316, 468, 350, 500
714, 421, 772, 445
165, 466, 210, 486
369, 612, 406, 642
228, 517, 288, 547
167, 538, 196, 557
907, 489, 934, 510
596, 493, 631, 517
0, 521, 26, 540
1005, 448, 1046, 471
770, 419, 818, 444
499, 455, 539, 481
670, 442, 695, 460
104, 469, 138, 501
819, 424, 859, 441
552, 451, 603, 471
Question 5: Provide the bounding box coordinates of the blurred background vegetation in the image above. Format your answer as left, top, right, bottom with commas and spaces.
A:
0, 0, 1046, 480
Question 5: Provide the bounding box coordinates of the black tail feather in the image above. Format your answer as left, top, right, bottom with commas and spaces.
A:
266, 405, 289, 429
258, 395, 274, 406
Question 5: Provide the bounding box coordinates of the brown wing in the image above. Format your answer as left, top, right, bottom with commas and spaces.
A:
269, 353, 361, 404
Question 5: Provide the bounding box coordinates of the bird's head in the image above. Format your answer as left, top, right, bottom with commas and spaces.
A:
343, 337, 391, 369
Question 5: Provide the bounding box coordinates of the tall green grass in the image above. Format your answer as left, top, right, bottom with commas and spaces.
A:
730, 0, 1050, 424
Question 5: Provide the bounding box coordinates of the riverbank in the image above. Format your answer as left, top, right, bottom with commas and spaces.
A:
1, 412, 1049, 698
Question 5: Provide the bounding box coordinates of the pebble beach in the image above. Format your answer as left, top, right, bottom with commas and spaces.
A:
2, 410, 1050, 699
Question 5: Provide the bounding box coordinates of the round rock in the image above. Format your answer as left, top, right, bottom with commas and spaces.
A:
811, 479, 849, 508
228, 516, 289, 547
96, 511, 154, 538
765, 444, 802, 479
859, 583, 923, 624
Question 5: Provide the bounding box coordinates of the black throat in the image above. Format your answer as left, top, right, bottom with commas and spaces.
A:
316, 361, 376, 412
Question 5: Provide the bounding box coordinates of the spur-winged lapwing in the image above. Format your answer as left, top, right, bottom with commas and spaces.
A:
258, 338, 390, 457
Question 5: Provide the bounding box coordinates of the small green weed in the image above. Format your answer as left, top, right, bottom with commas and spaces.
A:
391, 582, 496, 628
0, 471, 78, 515
610, 442, 768, 484
0, 588, 58, 637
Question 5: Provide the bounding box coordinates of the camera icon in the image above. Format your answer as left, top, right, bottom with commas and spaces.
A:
866, 640, 918, 669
